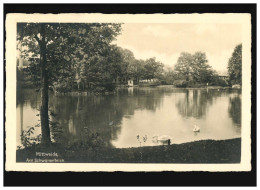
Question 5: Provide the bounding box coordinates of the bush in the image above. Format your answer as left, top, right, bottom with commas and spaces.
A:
93, 86, 106, 93
53, 79, 73, 93
102, 82, 116, 92
187, 83, 203, 88
173, 80, 188, 88
150, 80, 161, 86
66, 127, 105, 151
89, 81, 116, 93
211, 78, 228, 87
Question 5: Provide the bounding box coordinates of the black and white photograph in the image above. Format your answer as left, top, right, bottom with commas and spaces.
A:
5, 12, 252, 172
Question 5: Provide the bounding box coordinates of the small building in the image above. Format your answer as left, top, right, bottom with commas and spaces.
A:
139, 78, 158, 83
217, 71, 229, 81
127, 80, 134, 87
218, 75, 229, 81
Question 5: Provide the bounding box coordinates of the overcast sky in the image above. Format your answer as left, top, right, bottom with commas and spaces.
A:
114, 23, 242, 73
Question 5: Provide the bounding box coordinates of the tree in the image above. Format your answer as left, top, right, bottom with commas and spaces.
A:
160, 66, 177, 85
17, 23, 122, 144
129, 59, 146, 83
116, 48, 150, 84
174, 52, 193, 81
192, 52, 213, 84
143, 57, 164, 81
118, 48, 136, 81
228, 44, 242, 86
83, 44, 123, 92
174, 51, 214, 86
18, 23, 53, 144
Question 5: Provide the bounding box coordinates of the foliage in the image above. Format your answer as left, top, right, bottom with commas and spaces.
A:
53, 79, 73, 93
18, 23, 122, 93
143, 58, 164, 80
116, 48, 164, 84
210, 76, 228, 87
18, 110, 62, 149
174, 52, 194, 81
228, 44, 242, 86
66, 127, 105, 151
174, 51, 215, 87
106, 48, 164, 84
17, 68, 36, 88
17, 23, 122, 144
18, 22, 166, 92
83, 45, 123, 92
173, 79, 188, 88
19, 125, 42, 148
159, 66, 177, 85
118, 47, 136, 79
192, 52, 213, 84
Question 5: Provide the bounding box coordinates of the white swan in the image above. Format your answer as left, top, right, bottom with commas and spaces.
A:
152, 135, 173, 144
193, 124, 200, 132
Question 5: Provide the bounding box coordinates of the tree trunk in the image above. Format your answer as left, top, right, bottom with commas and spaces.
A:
39, 24, 51, 145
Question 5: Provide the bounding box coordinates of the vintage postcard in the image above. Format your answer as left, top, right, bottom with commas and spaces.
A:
5, 13, 252, 172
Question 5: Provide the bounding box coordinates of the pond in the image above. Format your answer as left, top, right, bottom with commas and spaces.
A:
16, 86, 241, 148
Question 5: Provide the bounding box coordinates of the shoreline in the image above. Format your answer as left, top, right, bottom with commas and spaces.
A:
19, 85, 239, 96
17, 138, 241, 163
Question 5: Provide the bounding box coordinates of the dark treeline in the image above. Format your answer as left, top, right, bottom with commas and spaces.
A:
17, 23, 164, 94
17, 23, 242, 93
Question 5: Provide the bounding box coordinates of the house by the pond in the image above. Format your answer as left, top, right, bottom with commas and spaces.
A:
216, 71, 229, 81
218, 75, 228, 81
113, 77, 136, 86
112, 77, 160, 87
139, 78, 159, 83
127, 79, 134, 87
138, 78, 160, 87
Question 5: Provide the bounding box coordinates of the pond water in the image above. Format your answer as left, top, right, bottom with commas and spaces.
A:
16, 87, 241, 148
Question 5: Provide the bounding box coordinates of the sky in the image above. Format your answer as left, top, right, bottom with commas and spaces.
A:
114, 23, 242, 73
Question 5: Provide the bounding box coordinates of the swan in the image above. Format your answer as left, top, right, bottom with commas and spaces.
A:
193, 124, 200, 132
152, 135, 173, 145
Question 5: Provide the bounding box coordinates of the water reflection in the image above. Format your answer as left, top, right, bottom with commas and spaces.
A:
49, 95, 123, 147
175, 89, 221, 118
228, 95, 241, 126
16, 87, 242, 148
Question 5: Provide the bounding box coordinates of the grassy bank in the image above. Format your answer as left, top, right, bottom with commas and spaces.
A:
16, 138, 240, 163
